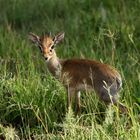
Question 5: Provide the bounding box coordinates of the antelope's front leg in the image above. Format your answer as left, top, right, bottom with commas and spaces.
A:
75, 91, 81, 115
67, 87, 76, 111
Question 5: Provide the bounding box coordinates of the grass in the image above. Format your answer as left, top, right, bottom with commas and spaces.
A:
0, 0, 140, 139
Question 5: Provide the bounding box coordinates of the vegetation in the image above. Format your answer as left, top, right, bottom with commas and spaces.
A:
0, 0, 139, 139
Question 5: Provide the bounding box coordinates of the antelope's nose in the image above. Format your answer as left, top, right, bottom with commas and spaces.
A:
45, 57, 48, 60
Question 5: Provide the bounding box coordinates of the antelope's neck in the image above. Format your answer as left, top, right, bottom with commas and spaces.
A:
46, 53, 62, 78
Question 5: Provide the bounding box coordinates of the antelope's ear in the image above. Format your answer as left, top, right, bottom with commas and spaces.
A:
53, 32, 65, 45
28, 32, 40, 45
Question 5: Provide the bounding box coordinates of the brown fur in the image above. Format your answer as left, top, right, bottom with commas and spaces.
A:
29, 32, 127, 115
61, 59, 121, 91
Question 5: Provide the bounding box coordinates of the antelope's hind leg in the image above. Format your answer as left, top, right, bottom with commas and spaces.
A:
98, 86, 127, 113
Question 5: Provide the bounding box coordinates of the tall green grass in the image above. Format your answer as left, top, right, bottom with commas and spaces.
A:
0, 0, 140, 139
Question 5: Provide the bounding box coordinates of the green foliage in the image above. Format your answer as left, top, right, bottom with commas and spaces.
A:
0, 0, 139, 139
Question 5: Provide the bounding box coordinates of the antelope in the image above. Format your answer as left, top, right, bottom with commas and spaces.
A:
29, 32, 127, 115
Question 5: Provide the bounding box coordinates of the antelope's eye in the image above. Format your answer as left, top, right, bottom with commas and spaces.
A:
51, 45, 54, 49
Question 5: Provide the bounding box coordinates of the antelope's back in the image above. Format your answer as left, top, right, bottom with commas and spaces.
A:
61, 59, 122, 90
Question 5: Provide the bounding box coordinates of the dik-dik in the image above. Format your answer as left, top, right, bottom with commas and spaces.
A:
29, 32, 126, 114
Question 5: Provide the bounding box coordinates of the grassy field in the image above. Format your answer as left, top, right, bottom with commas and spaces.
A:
0, 0, 140, 139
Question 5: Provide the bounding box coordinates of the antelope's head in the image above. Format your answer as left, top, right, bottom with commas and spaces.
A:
29, 32, 64, 61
